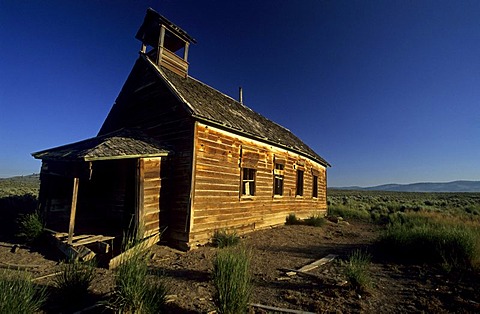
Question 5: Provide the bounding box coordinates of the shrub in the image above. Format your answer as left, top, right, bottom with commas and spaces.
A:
343, 249, 372, 291
378, 213, 479, 269
285, 213, 301, 225
329, 204, 370, 221
286, 213, 326, 227
387, 211, 432, 227
54, 259, 95, 306
111, 244, 167, 313
16, 211, 44, 243
213, 246, 251, 314
213, 229, 240, 248
465, 205, 480, 216
0, 269, 46, 313
304, 214, 326, 227
0, 194, 38, 240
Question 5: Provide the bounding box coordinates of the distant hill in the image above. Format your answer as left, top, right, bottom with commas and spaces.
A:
0, 174, 40, 197
332, 180, 480, 192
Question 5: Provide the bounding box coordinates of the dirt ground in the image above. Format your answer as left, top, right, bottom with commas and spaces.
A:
1, 219, 480, 313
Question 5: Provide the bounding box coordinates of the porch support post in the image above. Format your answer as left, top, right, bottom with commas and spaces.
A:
68, 177, 80, 245
183, 42, 190, 62
156, 25, 166, 65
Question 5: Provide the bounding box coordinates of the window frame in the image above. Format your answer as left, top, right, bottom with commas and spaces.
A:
241, 167, 256, 197
273, 163, 284, 197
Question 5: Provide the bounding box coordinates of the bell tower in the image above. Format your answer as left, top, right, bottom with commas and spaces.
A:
135, 8, 197, 77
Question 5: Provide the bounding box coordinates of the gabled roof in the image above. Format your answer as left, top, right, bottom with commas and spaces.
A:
143, 56, 330, 167
32, 129, 170, 161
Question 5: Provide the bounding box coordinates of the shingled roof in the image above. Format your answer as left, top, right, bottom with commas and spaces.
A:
144, 56, 330, 167
32, 128, 170, 161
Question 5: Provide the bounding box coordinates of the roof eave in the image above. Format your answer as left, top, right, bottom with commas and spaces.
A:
34, 151, 170, 163
192, 115, 330, 167
84, 152, 170, 161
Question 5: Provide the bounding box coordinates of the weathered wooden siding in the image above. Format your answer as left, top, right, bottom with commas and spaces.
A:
189, 123, 327, 246
138, 157, 163, 237
98, 57, 195, 247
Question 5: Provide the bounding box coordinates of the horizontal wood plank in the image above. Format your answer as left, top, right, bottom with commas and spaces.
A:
190, 123, 327, 247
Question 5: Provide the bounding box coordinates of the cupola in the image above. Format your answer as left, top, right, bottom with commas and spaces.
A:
135, 8, 197, 77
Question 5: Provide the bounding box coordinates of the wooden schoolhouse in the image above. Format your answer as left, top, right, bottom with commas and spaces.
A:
33, 8, 330, 250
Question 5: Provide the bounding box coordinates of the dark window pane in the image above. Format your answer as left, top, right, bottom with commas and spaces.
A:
296, 170, 304, 196
274, 175, 283, 195
312, 175, 318, 198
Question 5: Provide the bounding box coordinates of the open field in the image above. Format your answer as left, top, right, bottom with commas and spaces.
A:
328, 188, 480, 216
1, 181, 480, 313
0, 174, 39, 198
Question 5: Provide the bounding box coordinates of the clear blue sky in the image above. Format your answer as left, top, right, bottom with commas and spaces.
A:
1, 0, 479, 187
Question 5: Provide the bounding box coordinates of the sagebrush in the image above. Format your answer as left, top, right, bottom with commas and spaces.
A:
16, 211, 44, 243
378, 212, 479, 269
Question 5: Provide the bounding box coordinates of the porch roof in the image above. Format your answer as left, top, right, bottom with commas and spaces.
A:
32, 129, 171, 161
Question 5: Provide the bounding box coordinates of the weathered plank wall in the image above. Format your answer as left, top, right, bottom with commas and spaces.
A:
189, 123, 327, 246
139, 157, 162, 237
98, 58, 195, 246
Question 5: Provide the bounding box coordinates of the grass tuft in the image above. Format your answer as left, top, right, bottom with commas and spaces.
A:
286, 213, 326, 227
0, 269, 47, 313
213, 229, 240, 248
304, 214, 326, 227
343, 249, 372, 291
54, 259, 95, 307
111, 236, 167, 313
329, 204, 371, 221
285, 213, 301, 225
213, 246, 252, 314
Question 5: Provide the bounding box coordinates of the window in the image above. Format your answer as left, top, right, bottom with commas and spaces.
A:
273, 163, 284, 196
312, 175, 318, 198
296, 170, 304, 196
242, 168, 256, 196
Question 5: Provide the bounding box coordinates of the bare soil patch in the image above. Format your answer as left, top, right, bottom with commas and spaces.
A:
1, 219, 480, 313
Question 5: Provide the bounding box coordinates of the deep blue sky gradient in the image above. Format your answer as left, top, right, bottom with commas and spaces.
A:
1, 0, 479, 186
